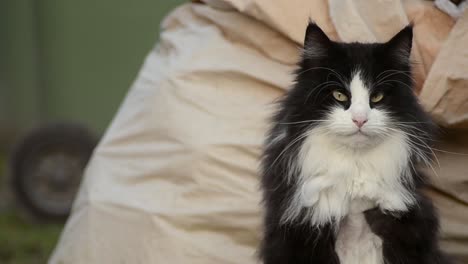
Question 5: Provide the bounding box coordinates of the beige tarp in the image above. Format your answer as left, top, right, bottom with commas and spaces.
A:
50, 1, 468, 263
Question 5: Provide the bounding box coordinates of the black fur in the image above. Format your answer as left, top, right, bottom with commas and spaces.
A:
259, 22, 450, 264
364, 194, 448, 264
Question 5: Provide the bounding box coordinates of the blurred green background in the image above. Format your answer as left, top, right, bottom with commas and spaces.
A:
0, 0, 184, 263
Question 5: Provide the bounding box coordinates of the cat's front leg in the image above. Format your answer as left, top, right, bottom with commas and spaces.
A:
364, 194, 451, 264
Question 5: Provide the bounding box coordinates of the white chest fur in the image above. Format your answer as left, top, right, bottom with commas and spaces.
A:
283, 130, 413, 264
281, 130, 414, 263
335, 213, 384, 264
281, 129, 414, 225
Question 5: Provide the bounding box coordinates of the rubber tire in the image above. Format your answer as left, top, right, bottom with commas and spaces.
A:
9, 123, 97, 221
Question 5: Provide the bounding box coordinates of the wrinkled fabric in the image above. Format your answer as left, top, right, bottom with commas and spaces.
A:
50, 1, 468, 263
420, 9, 468, 129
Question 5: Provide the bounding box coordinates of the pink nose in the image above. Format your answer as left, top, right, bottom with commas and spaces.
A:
352, 118, 368, 128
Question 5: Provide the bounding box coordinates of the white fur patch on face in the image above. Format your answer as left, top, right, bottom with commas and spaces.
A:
349, 72, 371, 120
326, 72, 390, 148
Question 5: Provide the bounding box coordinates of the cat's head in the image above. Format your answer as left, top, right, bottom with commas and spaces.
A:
279, 22, 434, 150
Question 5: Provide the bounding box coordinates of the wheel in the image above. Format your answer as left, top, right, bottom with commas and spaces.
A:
9, 123, 97, 221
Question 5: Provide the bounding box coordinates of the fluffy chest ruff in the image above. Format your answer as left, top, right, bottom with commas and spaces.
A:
283, 129, 415, 225
281, 130, 414, 264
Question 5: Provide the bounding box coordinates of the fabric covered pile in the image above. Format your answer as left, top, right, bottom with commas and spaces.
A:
50, 1, 468, 263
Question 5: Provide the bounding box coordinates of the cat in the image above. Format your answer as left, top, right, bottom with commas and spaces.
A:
259, 22, 451, 264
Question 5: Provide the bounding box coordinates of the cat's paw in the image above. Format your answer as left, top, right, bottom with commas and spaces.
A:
377, 190, 415, 212
300, 176, 332, 207
301, 181, 320, 207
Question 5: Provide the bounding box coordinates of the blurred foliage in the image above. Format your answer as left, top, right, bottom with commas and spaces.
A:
0, 210, 62, 264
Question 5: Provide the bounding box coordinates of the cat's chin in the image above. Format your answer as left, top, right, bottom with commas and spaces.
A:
345, 130, 369, 137
335, 131, 381, 149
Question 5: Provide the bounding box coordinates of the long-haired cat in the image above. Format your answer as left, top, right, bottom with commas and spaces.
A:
259, 22, 451, 264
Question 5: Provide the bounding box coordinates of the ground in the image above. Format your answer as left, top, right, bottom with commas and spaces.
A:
0, 152, 63, 264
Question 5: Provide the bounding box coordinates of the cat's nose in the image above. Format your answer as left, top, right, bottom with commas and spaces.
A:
352, 118, 368, 128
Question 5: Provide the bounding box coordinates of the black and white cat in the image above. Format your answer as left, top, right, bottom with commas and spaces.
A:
259, 22, 451, 264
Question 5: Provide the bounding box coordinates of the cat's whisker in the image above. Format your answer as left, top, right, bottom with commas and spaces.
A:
268, 131, 310, 178
375, 79, 413, 90
425, 148, 468, 156
305, 81, 342, 105
394, 122, 430, 130
394, 121, 433, 124
323, 125, 440, 170
375, 69, 412, 81
279, 120, 327, 125
412, 141, 439, 169
384, 131, 438, 178
376, 70, 414, 83
375, 70, 415, 86
296, 67, 348, 85
394, 124, 433, 139
386, 127, 440, 170
401, 113, 432, 126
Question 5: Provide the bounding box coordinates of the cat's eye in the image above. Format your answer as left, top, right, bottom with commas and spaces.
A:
371, 92, 384, 103
332, 91, 348, 102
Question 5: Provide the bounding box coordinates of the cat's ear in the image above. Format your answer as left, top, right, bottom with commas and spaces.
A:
303, 21, 331, 58
385, 25, 413, 63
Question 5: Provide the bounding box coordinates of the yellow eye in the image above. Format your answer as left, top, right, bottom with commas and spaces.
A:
332, 91, 348, 102
371, 92, 384, 103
